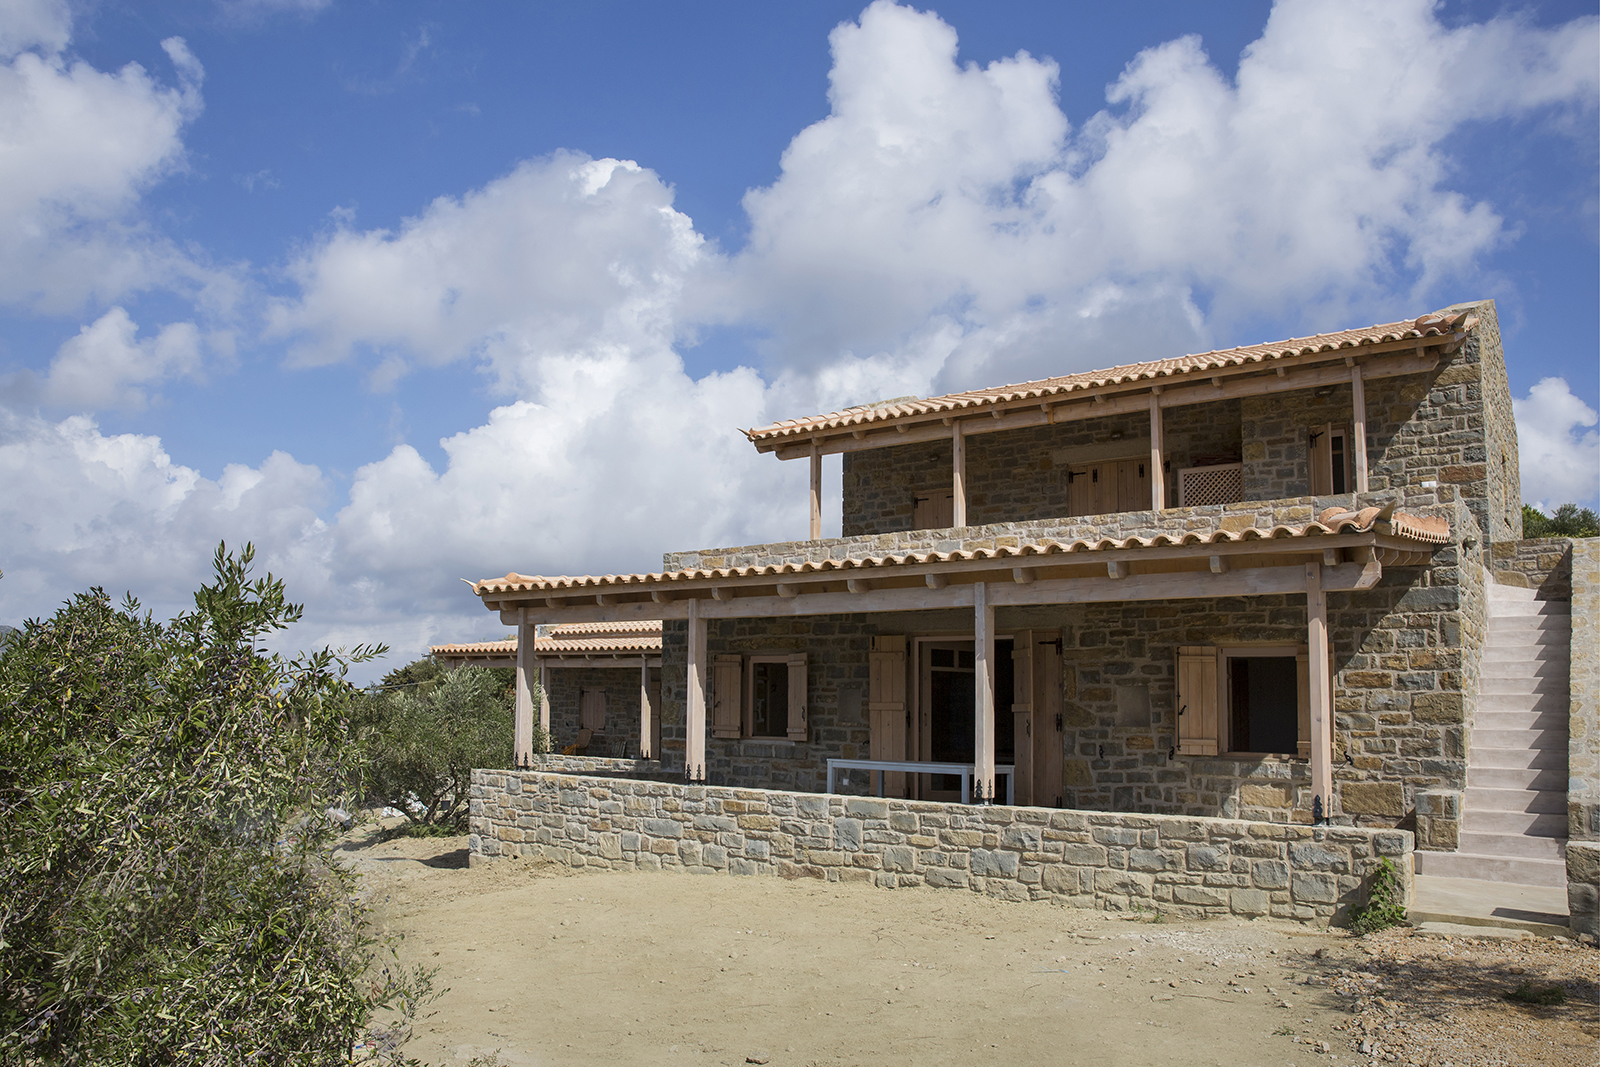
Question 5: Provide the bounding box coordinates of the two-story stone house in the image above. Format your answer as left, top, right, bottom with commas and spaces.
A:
470, 298, 1586, 902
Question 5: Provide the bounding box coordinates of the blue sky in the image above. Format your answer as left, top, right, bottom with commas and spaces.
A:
0, 0, 1596, 673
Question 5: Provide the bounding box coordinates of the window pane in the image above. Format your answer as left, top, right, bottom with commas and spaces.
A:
752, 662, 789, 737
1331, 434, 1347, 494
1230, 656, 1298, 754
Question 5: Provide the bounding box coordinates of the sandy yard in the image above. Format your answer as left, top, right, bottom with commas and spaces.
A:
337, 825, 1597, 1067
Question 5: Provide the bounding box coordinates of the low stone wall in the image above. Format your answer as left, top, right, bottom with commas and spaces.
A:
1570, 539, 1599, 842
1490, 537, 1573, 600
528, 754, 683, 780
1568, 842, 1599, 939
470, 770, 1413, 924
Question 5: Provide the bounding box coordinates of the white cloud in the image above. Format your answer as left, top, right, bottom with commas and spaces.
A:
27, 307, 204, 411
0, 0, 71, 59
1513, 377, 1600, 510
0, 26, 225, 313
217, 0, 332, 22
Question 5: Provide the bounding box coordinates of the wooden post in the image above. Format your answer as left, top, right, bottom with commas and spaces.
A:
974, 581, 995, 802
809, 441, 822, 541
952, 421, 967, 528
1349, 362, 1369, 493
1306, 564, 1333, 819
686, 597, 708, 781
639, 658, 653, 760
514, 609, 534, 766
1149, 391, 1165, 511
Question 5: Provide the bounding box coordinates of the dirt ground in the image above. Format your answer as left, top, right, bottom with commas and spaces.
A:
337, 825, 1598, 1067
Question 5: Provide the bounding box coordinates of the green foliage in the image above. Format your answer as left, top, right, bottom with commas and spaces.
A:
356, 657, 542, 829
1522, 503, 1600, 539
0, 544, 428, 1064
1505, 980, 1567, 1006
1347, 857, 1409, 936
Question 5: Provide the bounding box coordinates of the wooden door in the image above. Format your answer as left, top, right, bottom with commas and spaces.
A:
869, 636, 908, 797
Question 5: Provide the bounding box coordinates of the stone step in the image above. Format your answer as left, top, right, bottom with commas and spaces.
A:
1457, 831, 1568, 860
1479, 675, 1569, 695
1467, 763, 1567, 789
1413, 850, 1568, 888
1481, 653, 1570, 670
1487, 600, 1571, 617
1464, 786, 1568, 813
1471, 726, 1568, 749
1476, 692, 1570, 714
1472, 708, 1570, 731
1467, 745, 1566, 771
1460, 809, 1568, 836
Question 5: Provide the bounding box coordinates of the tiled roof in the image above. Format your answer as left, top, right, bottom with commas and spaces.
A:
471, 506, 1448, 596
744, 312, 1473, 445
431, 622, 662, 659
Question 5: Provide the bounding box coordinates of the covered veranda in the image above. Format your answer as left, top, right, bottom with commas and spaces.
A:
470, 505, 1448, 818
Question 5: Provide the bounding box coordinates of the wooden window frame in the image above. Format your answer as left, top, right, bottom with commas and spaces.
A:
745, 655, 794, 741
1217, 644, 1311, 759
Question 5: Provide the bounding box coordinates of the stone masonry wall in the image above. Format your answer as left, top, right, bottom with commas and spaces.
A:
841, 406, 1242, 536
470, 770, 1414, 925
1569, 538, 1599, 843
653, 517, 1471, 837
1489, 538, 1573, 601
547, 667, 658, 760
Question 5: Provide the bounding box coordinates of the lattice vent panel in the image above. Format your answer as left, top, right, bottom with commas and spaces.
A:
1178, 463, 1243, 507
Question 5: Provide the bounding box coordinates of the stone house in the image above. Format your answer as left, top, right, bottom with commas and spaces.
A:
467, 299, 1598, 929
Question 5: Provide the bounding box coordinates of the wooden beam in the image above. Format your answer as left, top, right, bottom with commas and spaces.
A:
768, 346, 1441, 460
925, 573, 948, 589
1306, 564, 1333, 820
1209, 555, 1228, 574
651, 590, 674, 603
846, 578, 873, 594
809, 441, 822, 541
490, 560, 1382, 625
974, 581, 995, 803
536, 656, 663, 668
1011, 567, 1036, 585
1108, 560, 1129, 580
514, 609, 534, 766
1149, 391, 1166, 512
1349, 361, 1370, 493
686, 598, 707, 782
952, 421, 967, 527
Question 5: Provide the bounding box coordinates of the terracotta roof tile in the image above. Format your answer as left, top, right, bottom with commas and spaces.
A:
471, 506, 1448, 596
744, 312, 1473, 444
431, 622, 663, 659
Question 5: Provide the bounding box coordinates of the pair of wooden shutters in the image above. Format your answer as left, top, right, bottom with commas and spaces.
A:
710, 654, 808, 741
1011, 630, 1063, 808
1066, 457, 1150, 517
1176, 646, 1319, 757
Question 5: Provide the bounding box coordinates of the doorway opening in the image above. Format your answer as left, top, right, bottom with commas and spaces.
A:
917, 638, 1014, 799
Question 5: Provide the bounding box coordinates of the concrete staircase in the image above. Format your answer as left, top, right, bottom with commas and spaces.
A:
1415, 580, 1570, 888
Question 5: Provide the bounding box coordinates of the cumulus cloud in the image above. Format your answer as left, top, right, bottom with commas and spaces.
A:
0, 0, 71, 59
0, 307, 205, 411
4, 0, 1597, 675
0, 22, 225, 312
1514, 377, 1600, 510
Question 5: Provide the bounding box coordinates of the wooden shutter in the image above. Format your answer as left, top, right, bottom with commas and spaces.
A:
1295, 647, 1335, 760
1176, 646, 1218, 756
711, 654, 742, 739
579, 688, 607, 732
913, 491, 954, 530
869, 636, 907, 796
1117, 458, 1151, 514
1011, 631, 1035, 806
786, 653, 809, 741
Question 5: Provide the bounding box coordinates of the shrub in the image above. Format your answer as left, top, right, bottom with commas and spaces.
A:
356, 657, 544, 830
0, 544, 428, 1064
1347, 857, 1409, 936
1505, 980, 1567, 1006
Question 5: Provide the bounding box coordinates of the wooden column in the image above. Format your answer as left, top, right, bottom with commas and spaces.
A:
1306, 564, 1333, 819
809, 441, 822, 541
973, 581, 995, 802
639, 658, 653, 760
1149, 391, 1166, 511
1349, 361, 1369, 493
514, 610, 534, 766
952, 421, 967, 527
686, 597, 708, 781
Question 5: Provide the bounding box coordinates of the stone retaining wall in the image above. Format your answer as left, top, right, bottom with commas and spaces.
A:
1489, 537, 1573, 600
1570, 539, 1599, 843
528, 754, 682, 780
470, 770, 1413, 924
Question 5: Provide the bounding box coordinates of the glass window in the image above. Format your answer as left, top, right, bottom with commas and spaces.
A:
750, 661, 789, 738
